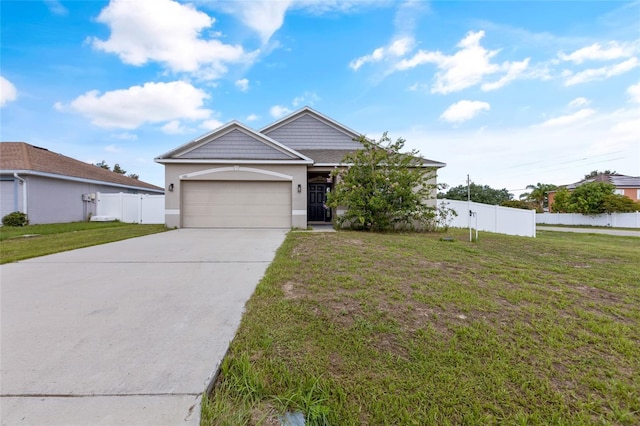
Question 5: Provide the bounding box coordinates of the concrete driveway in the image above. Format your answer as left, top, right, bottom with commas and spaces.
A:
1, 228, 288, 425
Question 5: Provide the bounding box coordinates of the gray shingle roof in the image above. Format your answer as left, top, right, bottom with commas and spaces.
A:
566, 174, 640, 189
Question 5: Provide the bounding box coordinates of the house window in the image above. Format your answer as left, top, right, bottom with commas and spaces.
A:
614, 189, 624, 196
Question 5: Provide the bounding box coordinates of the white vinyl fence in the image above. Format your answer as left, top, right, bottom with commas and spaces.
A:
537, 212, 640, 228
438, 199, 536, 237
95, 192, 165, 224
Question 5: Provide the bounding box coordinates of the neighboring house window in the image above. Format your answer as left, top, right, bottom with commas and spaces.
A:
614, 189, 624, 195
637, 189, 640, 199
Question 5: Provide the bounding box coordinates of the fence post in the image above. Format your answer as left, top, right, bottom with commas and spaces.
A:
494, 205, 499, 233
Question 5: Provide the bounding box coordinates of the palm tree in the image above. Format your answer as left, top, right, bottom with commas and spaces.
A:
519, 183, 557, 212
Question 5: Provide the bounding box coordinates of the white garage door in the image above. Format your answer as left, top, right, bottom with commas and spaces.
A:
182, 181, 291, 228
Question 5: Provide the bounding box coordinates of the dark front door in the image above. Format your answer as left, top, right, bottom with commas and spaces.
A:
308, 184, 331, 222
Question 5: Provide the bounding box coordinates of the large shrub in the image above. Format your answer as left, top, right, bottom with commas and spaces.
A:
326, 132, 437, 232
2, 211, 29, 227
551, 182, 638, 214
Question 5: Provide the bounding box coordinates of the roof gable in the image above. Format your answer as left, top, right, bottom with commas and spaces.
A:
260, 107, 363, 151
156, 121, 311, 162
0, 142, 163, 191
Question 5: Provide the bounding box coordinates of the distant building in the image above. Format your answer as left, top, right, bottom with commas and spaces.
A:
0, 142, 163, 224
548, 173, 640, 211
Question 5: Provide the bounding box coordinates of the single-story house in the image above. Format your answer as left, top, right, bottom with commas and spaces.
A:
0, 142, 164, 224
548, 173, 640, 210
155, 107, 446, 228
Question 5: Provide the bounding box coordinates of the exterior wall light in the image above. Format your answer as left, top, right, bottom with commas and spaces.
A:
297, 184, 302, 193
168, 183, 174, 192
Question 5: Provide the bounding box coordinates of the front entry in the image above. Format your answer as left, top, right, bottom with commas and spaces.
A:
308, 183, 332, 222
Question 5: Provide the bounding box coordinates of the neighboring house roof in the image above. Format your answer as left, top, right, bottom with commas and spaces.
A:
564, 173, 640, 190
155, 121, 313, 164
0, 142, 163, 192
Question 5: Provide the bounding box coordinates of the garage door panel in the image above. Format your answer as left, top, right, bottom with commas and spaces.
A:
182, 181, 291, 228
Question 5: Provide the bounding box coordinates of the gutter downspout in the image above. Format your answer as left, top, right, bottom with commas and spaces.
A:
13, 173, 27, 215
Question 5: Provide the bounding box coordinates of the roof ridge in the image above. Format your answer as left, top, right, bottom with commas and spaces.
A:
21, 142, 32, 169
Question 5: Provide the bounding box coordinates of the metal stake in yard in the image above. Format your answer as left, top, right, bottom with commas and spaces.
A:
467, 174, 471, 242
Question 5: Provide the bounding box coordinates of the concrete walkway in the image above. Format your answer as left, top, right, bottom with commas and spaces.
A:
537, 226, 640, 237
0, 228, 288, 425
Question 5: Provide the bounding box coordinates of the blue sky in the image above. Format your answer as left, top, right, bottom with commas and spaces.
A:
1, 0, 639, 195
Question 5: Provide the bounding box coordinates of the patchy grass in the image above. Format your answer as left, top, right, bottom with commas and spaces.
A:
203, 229, 640, 425
0, 221, 167, 264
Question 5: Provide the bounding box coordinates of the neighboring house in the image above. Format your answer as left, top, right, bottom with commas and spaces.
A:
0, 142, 164, 224
548, 173, 640, 210
155, 107, 446, 228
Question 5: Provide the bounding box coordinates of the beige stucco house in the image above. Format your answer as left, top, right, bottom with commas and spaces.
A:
155, 107, 446, 228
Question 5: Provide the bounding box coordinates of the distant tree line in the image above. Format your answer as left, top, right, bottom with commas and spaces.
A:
439, 170, 639, 214
95, 160, 139, 180
438, 182, 513, 205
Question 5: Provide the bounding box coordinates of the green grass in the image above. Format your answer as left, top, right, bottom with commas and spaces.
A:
203, 229, 640, 425
0, 221, 168, 264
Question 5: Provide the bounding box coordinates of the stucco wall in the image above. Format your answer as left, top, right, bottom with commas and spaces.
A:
622, 187, 640, 201
27, 175, 147, 224
163, 163, 308, 228
0, 175, 156, 224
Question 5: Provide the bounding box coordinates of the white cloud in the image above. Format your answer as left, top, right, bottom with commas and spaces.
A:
161, 120, 188, 134
440, 100, 490, 123
568, 97, 591, 108
481, 58, 529, 91
270, 105, 291, 118
1, 76, 17, 107
44, 0, 68, 16
200, 119, 224, 131
626, 82, 640, 103
292, 91, 320, 107
111, 132, 138, 141
225, 0, 292, 44
235, 78, 249, 92
396, 31, 529, 94
408, 82, 428, 92
349, 36, 415, 71
611, 116, 640, 135
539, 108, 596, 127
216, 0, 385, 44
64, 81, 211, 129
396, 107, 639, 200
246, 114, 260, 121
558, 41, 636, 64
563, 57, 639, 86
90, 0, 256, 79
104, 144, 122, 153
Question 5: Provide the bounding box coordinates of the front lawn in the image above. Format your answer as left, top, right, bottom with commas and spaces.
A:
0, 221, 167, 264
203, 229, 640, 425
